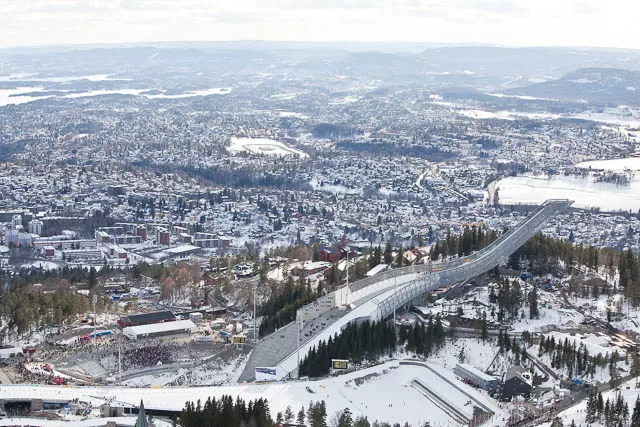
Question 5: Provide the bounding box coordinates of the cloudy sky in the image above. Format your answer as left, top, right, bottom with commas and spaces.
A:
0, 0, 637, 49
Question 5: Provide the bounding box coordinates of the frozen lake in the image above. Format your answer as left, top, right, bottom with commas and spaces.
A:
0, 86, 232, 107
576, 156, 640, 171
496, 172, 640, 212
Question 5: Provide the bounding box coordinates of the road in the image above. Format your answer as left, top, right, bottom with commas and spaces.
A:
0, 367, 12, 384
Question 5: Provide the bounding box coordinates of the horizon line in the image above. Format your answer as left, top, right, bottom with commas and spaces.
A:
0, 39, 638, 52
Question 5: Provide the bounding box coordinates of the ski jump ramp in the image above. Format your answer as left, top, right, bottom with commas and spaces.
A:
241, 199, 572, 381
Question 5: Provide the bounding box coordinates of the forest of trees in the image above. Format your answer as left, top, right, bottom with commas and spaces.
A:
178, 396, 272, 427
177, 397, 424, 427
537, 335, 611, 380
312, 123, 361, 139
508, 233, 604, 275
618, 248, 640, 305
132, 160, 312, 191
488, 276, 525, 321
5, 264, 104, 288
509, 233, 640, 307
258, 276, 320, 337
584, 388, 636, 427
399, 317, 446, 357
299, 320, 397, 377
336, 141, 455, 162
0, 284, 93, 338
429, 225, 499, 261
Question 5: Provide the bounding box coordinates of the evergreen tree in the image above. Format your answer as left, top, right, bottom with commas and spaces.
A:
528, 285, 539, 319
609, 356, 621, 389
631, 396, 640, 427
383, 241, 393, 265
631, 351, 640, 378
284, 406, 294, 423
597, 391, 604, 417
586, 387, 598, 424
480, 311, 488, 341
337, 408, 354, 427
308, 401, 328, 427
354, 416, 371, 427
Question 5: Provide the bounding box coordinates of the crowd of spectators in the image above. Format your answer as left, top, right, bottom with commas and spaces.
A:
120, 343, 176, 370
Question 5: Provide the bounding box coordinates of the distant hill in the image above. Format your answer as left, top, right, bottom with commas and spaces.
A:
4, 44, 640, 94
336, 51, 427, 78
505, 68, 640, 106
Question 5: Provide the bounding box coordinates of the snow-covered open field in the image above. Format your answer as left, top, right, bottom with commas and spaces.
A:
576, 157, 640, 172
0, 85, 231, 107
227, 137, 309, 158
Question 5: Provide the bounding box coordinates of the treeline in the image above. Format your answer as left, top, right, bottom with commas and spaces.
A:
0, 141, 25, 161
488, 277, 524, 321
132, 160, 312, 191
259, 276, 320, 337
178, 396, 271, 427
0, 285, 92, 337
323, 258, 370, 289
585, 388, 637, 427
180, 165, 312, 191
336, 141, 455, 162
429, 226, 499, 260
619, 248, 640, 304
497, 330, 527, 366
537, 335, 613, 380
299, 320, 396, 378
7, 264, 104, 288
510, 234, 640, 307
312, 123, 361, 139
178, 397, 427, 427
399, 317, 446, 357
507, 233, 606, 275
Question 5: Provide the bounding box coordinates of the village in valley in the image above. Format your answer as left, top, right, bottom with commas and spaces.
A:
1, 43, 640, 427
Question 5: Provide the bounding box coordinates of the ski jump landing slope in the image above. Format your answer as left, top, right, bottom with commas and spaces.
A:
0, 361, 505, 427
242, 199, 572, 381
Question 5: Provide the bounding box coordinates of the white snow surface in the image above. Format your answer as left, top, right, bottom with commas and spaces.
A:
0, 361, 506, 426
495, 173, 640, 211
576, 157, 640, 172
227, 137, 309, 158
0, 86, 231, 107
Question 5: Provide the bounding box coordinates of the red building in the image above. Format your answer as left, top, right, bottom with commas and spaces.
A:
317, 246, 342, 263
158, 231, 170, 245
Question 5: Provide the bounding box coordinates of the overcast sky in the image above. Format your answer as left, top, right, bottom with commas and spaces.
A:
0, 0, 638, 49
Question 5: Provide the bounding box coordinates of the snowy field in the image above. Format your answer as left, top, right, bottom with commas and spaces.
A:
227, 137, 309, 158
495, 174, 640, 211
0, 86, 231, 107
448, 103, 640, 128
576, 157, 640, 172
0, 361, 508, 426
0, 73, 130, 83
